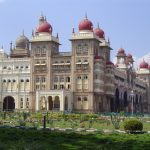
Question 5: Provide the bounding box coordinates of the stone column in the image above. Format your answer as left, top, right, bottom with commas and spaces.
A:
35, 92, 39, 111
47, 97, 49, 111
52, 96, 55, 110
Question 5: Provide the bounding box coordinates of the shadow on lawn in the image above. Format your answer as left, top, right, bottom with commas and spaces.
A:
0, 129, 150, 150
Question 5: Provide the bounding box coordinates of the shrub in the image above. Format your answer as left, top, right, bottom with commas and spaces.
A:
19, 120, 26, 126
124, 119, 143, 131
111, 113, 121, 129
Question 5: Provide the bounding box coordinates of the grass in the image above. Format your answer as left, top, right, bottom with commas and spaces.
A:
0, 128, 150, 150
1, 112, 150, 131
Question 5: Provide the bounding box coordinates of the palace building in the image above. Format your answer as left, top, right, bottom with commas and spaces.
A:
0, 15, 149, 113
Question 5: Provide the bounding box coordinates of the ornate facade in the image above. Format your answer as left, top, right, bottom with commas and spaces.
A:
0, 15, 148, 113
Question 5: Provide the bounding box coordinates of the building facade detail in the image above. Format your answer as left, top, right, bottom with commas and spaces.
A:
0, 15, 148, 113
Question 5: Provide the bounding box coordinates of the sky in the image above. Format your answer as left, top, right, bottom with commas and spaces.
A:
0, 0, 150, 63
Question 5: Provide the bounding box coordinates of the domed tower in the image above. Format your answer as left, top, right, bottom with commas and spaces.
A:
93, 24, 105, 39
136, 60, 150, 112
137, 60, 149, 78
126, 53, 134, 68
94, 24, 112, 62
78, 16, 93, 32
10, 32, 30, 58
36, 15, 53, 34
116, 48, 127, 69
0, 46, 8, 59
31, 14, 60, 95
70, 15, 101, 112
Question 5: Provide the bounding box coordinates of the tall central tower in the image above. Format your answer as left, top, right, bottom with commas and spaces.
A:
70, 17, 100, 112
30, 15, 60, 107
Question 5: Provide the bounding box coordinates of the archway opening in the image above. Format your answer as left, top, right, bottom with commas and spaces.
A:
3, 96, 15, 111
48, 96, 53, 110
115, 88, 120, 112
123, 91, 128, 110
54, 96, 60, 110
64, 96, 68, 111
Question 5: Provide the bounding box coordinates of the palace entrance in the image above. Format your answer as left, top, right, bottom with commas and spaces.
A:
3, 96, 15, 111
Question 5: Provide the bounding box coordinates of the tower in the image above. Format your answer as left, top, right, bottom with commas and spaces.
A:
70, 16, 100, 112
10, 31, 30, 58
30, 15, 60, 109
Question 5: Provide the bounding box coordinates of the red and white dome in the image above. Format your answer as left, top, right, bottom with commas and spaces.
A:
94, 27, 105, 38
36, 21, 52, 33
79, 17, 93, 31
127, 53, 132, 58
106, 60, 114, 65
118, 48, 125, 54
139, 60, 148, 69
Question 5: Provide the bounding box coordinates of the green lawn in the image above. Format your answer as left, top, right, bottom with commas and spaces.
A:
0, 128, 150, 150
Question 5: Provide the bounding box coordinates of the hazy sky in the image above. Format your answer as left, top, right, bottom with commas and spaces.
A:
0, 0, 150, 60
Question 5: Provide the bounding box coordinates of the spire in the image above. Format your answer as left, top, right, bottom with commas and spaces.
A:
85, 12, 87, 19
22, 29, 24, 36
1, 45, 3, 49
97, 22, 100, 28
72, 28, 75, 33
108, 37, 110, 44
56, 33, 59, 38
10, 41, 12, 52
39, 12, 44, 24
45, 16, 47, 22
32, 29, 34, 36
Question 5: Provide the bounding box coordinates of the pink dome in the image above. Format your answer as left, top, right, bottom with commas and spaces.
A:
118, 48, 125, 54
127, 54, 132, 58
94, 27, 105, 38
106, 61, 114, 65
79, 18, 93, 31
140, 61, 148, 69
36, 21, 52, 33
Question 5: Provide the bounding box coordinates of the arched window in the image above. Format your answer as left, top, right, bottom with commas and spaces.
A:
60, 77, 64, 82
20, 79, 24, 82
84, 75, 88, 79
8, 79, 11, 83
83, 97, 87, 101
66, 60, 70, 63
3, 80, 6, 83
66, 77, 70, 82
78, 97, 81, 101
41, 77, 45, 82
26, 79, 29, 82
77, 76, 82, 80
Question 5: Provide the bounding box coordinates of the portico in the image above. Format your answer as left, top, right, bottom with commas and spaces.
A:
35, 90, 72, 111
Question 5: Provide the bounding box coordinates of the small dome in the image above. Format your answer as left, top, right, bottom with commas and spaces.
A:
94, 55, 104, 59
79, 17, 93, 31
0, 47, 4, 53
16, 34, 29, 49
36, 21, 53, 33
106, 61, 114, 65
94, 26, 105, 38
140, 60, 148, 69
127, 54, 132, 58
118, 48, 125, 54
